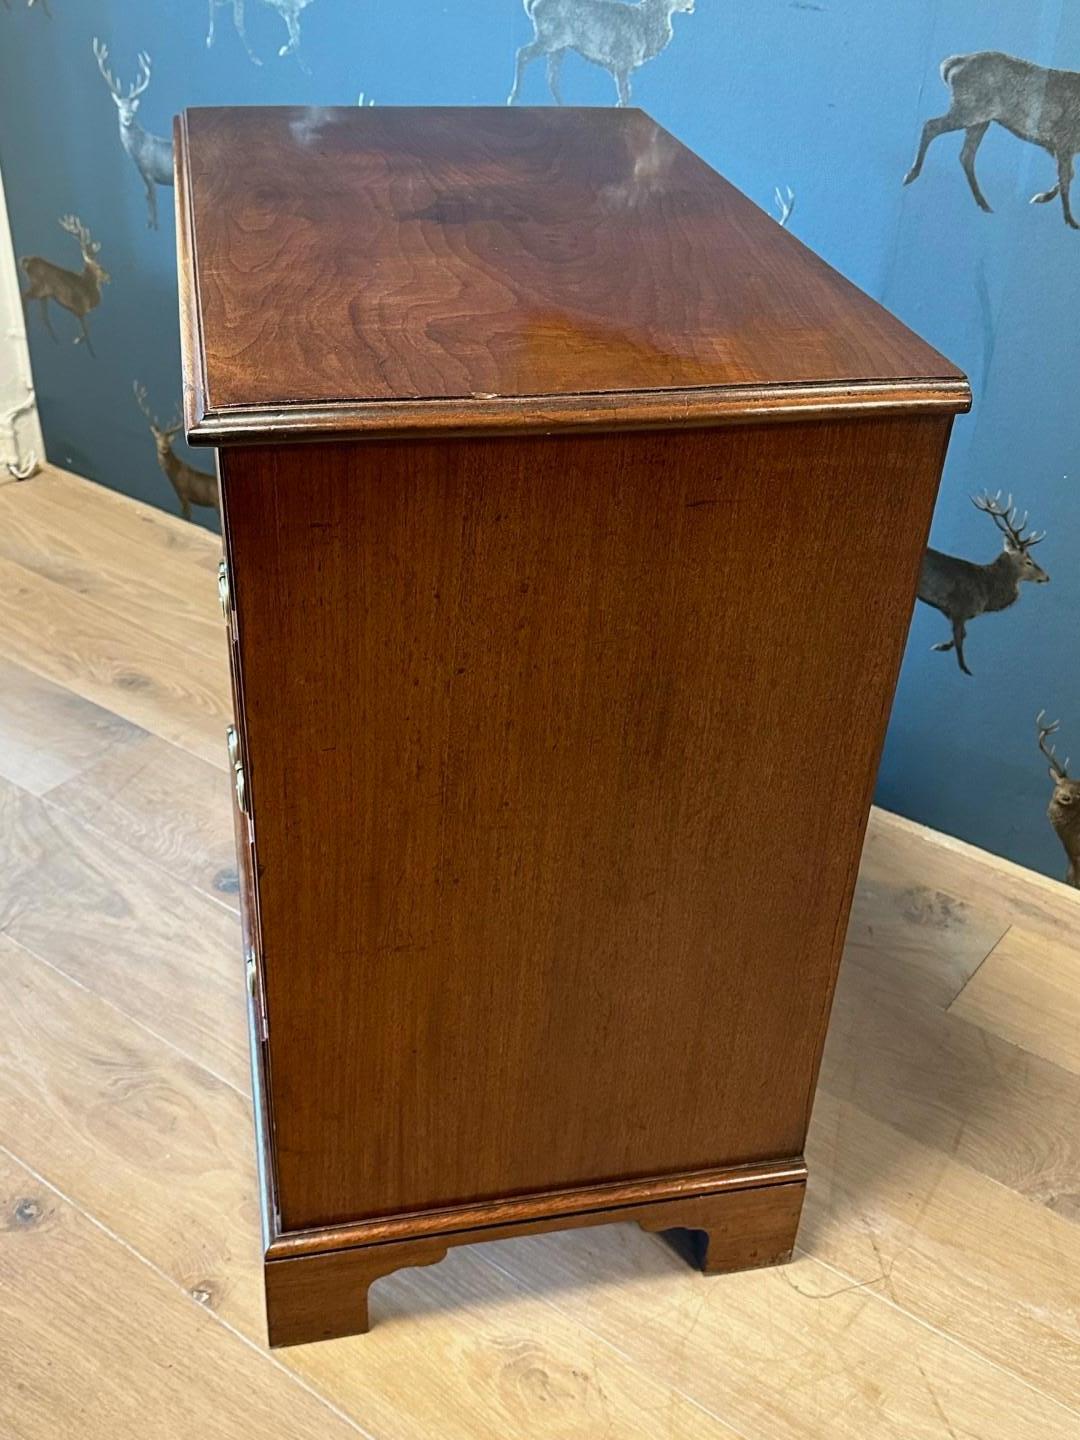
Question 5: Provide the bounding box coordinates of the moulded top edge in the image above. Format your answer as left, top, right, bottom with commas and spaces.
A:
175, 106, 968, 438
182, 377, 972, 447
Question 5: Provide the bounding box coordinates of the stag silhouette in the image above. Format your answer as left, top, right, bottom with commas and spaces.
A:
20, 216, 109, 355
1036, 713, 1080, 888
916, 492, 1048, 676
905, 52, 1080, 229
509, 0, 695, 108
207, 0, 314, 70
133, 382, 218, 522
93, 41, 174, 230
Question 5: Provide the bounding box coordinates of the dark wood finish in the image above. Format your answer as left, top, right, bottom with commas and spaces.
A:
175, 106, 968, 445
264, 1179, 806, 1347
221, 416, 952, 1235
175, 105, 968, 1345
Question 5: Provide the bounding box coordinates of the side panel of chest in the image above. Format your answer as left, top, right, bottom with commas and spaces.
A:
220, 417, 950, 1233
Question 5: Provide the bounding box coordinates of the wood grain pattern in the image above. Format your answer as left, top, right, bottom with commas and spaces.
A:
0, 932, 263, 1333
0, 475, 224, 655
46, 730, 240, 908
0, 553, 230, 769
28, 466, 221, 576
0, 775, 249, 1089
0, 1151, 359, 1440
176, 106, 969, 443
0, 654, 143, 796
223, 416, 950, 1233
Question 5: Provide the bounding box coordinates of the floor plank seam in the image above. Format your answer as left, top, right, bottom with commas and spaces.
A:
0, 929, 251, 1101
32, 734, 151, 803
0, 547, 230, 674
0, 639, 231, 776
1, 492, 223, 594
929, 989, 1080, 1090
942, 921, 1013, 1010
816, 1069, 1080, 1230
796, 1247, 1080, 1421
34, 467, 222, 553
0, 1143, 381, 1440
36, 784, 242, 921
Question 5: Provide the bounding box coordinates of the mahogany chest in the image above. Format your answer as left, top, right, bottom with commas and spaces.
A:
174, 105, 968, 1346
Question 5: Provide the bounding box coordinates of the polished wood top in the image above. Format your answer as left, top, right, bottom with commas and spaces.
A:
175, 106, 968, 444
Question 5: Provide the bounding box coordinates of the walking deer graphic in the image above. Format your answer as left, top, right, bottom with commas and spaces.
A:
93, 41, 173, 230
1036, 713, 1080, 887
904, 52, 1080, 230
20, 216, 109, 356
508, 0, 695, 108
133, 382, 218, 522
916, 492, 1048, 676
207, 0, 314, 70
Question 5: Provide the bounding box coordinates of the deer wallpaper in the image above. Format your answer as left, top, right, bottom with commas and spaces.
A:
0, 0, 1078, 883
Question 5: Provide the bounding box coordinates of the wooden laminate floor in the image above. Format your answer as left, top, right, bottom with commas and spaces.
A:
1, 466, 1079, 1439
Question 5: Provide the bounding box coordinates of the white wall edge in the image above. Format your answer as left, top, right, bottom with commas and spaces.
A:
0, 155, 44, 474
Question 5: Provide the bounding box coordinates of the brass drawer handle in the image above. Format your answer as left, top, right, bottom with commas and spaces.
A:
226, 725, 248, 814
234, 759, 248, 814
246, 943, 268, 1041
217, 558, 231, 621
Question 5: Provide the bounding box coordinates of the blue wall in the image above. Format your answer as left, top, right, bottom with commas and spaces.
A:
1, 0, 1076, 880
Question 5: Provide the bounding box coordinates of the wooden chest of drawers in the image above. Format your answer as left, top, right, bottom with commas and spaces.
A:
175, 105, 968, 1347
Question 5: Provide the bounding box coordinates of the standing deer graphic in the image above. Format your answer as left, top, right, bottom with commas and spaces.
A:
20, 216, 109, 356
508, 0, 695, 108
207, 0, 314, 70
904, 52, 1080, 230
133, 382, 218, 522
93, 40, 174, 230
916, 492, 1048, 676
1036, 713, 1080, 888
